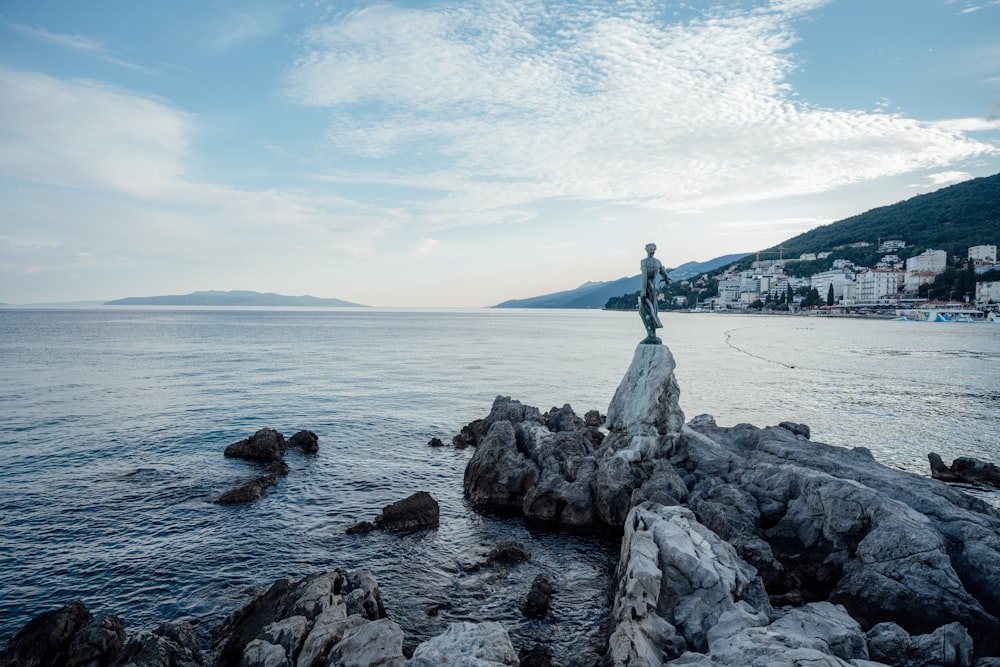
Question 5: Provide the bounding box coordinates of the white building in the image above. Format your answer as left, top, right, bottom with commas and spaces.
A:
855, 269, 901, 302
905, 249, 947, 274
904, 271, 938, 294
970, 245, 997, 263
799, 253, 817, 261
976, 281, 1000, 306
879, 239, 907, 252
810, 270, 852, 302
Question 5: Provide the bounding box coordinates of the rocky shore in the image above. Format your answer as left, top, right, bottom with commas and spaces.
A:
3, 342, 1000, 666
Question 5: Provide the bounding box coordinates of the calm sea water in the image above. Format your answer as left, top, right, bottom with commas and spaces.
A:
1, 308, 998, 662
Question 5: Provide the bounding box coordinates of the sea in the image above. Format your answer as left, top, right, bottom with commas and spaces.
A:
1, 307, 998, 663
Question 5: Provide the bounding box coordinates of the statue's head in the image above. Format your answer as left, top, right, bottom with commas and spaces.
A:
645, 243, 657, 254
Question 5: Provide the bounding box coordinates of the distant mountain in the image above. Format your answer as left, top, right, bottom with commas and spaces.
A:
493, 253, 750, 308
105, 290, 366, 307
760, 172, 1000, 260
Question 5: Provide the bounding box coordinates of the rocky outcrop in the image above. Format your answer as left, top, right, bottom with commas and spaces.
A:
287, 430, 319, 454
117, 621, 202, 667
460, 341, 1000, 662
224, 429, 319, 461
406, 621, 518, 666
373, 491, 440, 533
522, 575, 554, 619
929, 452, 1000, 488
224, 428, 287, 461
213, 569, 393, 667
0, 600, 124, 667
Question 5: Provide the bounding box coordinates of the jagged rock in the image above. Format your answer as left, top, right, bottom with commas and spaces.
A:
117, 621, 202, 667
929, 452, 1000, 488
327, 618, 404, 667
67, 613, 126, 667
866, 621, 972, 667
777, 421, 810, 439
373, 491, 440, 533
427, 437, 444, 447
213, 570, 386, 667
462, 345, 686, 529
0, 609, 124, 667
604, 503, 769, 665
584, 410, 605, 428
224, 428, 287, 461
405, 621, 518, 666
287, 431, 318, 454
673, 602, 870, 667
453, 396, 545, 448
522, 575, 554, 618
675, 418, 1000, 655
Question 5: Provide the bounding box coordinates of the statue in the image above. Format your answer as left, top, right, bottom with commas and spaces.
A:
639, 243, 670, 344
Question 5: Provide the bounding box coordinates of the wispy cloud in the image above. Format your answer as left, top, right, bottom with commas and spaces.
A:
286, 0, 997, 225
200, 7, 287, 51
7, 20, 155, 73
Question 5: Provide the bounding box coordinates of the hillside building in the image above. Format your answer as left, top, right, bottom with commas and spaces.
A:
976, 281, 1000, 306
970, 245, 997, 263
879, 239, 907, 252
854, 269, 901, 303
905, 249, 947, 274
810, 270, 852, 302
904, 270, 939, 294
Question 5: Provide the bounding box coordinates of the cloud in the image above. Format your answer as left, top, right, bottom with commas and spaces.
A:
201, 7, 289, 51
926, 171, 972, 186
6, 20, 155, 73
286, 0, 998, 223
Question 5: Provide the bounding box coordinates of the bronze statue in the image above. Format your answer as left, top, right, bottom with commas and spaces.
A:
639, 243, 670, 344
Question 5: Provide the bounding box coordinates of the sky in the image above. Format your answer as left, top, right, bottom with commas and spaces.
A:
1, 0, 999, 307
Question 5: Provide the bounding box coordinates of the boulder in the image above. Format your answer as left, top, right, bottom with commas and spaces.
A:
213, 569, 386, 667
117, 621, 202, 667
373, 491, 440, 533
462, 344, 687, 529
0, 599, 120, 667
929, 452, 1000, 488
224, 428, 287, 461
604, 503, 769, 665
287, 431, 319, 454
405, 621, 518, 666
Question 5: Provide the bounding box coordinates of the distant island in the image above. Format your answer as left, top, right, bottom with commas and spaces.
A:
105, 290, 366, 307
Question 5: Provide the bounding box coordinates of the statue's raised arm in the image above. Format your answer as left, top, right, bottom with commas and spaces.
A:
639, 243, 669, 344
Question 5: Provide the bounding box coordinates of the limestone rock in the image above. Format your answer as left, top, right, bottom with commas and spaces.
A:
373, 491, 440, 533
405, 621, 518, 666
67, 613, 126, 667
327, 618, 404, 667
604, 503, 769, 665
214, 570, 386, 667
224, 428, 287, 461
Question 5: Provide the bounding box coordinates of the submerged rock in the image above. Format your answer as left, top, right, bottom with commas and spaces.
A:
214, 462, 288, 505
522, 575, 554, 619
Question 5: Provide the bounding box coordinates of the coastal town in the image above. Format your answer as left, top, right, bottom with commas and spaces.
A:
681, 241, 1000, 319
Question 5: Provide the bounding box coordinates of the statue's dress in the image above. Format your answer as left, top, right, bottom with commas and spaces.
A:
639, 257, 663, 332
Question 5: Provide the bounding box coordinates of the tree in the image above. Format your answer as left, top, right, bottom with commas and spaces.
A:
786, 284, 794, 304
826, 283, 835, 306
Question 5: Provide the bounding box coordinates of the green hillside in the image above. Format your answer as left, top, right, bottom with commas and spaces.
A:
764, 172, 1000, 260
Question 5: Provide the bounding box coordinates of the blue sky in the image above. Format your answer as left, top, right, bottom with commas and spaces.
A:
1, 0, 998, 307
